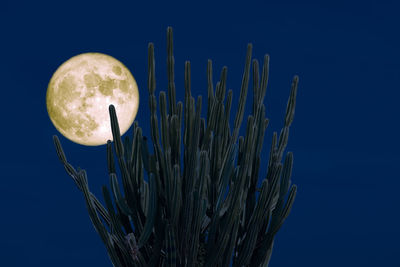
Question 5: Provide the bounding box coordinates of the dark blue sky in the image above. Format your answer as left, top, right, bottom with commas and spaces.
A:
1, 0, 399, 266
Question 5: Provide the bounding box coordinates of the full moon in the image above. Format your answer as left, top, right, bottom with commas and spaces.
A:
46, 53, 139, 146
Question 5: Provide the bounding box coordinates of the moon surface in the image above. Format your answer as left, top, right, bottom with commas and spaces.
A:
46, 53, 139, 146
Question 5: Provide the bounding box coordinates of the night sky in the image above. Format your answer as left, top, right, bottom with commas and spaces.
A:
1, 0, 399, 266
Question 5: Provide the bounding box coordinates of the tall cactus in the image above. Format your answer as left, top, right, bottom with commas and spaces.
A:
53, 27, 299, 267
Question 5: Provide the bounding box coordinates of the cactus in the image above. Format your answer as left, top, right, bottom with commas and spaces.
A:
53, 27, 299, 267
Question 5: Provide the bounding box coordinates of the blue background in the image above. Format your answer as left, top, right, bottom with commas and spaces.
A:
1, 0, 399, 266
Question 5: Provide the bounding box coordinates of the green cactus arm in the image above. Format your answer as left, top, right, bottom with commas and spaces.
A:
137, 173, 158, 248
102, 186, 126, 241
165, 223, 177, 267
110, 173, 132, 217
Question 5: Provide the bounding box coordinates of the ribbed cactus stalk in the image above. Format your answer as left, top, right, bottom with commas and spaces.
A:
53, 27, 299, 267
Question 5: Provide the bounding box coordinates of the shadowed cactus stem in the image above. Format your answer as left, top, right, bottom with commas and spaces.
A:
53, 27, 299, 267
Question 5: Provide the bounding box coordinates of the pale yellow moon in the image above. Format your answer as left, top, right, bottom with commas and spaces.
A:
46, 53, 139, 146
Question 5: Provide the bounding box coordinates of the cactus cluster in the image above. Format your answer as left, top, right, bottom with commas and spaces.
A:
53, 27, 299, 267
